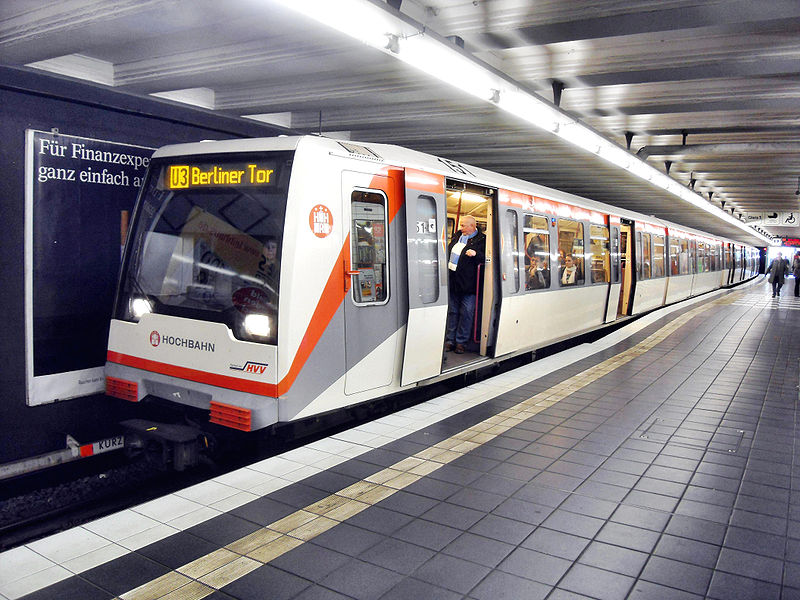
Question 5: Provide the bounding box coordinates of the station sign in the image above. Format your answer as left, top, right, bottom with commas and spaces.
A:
746, 211, 799, 227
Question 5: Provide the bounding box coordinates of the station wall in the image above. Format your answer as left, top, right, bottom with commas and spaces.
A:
0, 67, 288, 463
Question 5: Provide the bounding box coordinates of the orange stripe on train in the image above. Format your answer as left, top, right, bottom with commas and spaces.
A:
107, 351, 278, 397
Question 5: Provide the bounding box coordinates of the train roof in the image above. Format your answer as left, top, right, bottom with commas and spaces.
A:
152, 135, 755, 248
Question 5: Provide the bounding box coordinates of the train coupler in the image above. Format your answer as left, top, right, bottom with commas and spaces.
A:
120, 419, 207, 471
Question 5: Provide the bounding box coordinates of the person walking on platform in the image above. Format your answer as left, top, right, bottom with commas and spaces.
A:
793, 251, 800, 297
446, 215, 485, 354
766, 252, 789, 298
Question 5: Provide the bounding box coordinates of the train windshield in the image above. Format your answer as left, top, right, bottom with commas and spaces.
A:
116, 151, 293, 344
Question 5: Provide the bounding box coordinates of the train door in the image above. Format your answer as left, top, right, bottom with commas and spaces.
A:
400, 170, 448, 386
605, 224, 621, 322
478, 196, 496, 355
444, 180, 495, 365
725, 243, 733, 285
342, 172, 400, 395
618, 220, 635, 316
737, 247, 745, 281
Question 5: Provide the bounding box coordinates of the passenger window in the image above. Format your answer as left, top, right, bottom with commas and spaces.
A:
635, 232, 643, 279
557, 219, 584, 287
350, 190, 388, 304
697, 241, 707, 273
641, 233, 651, 279
416, 195, 439, 304
524, 214, 551, 290
652, 235, 665, 278
669, 237, 680, 275
610, 228, 620, 283
679, 238, 690, 275
502, 210, 520, 293
590, 225, 610, 283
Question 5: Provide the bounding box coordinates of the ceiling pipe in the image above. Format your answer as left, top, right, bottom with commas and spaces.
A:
636, 143, 800, 159
551, 80, 565, 107
625, 131, 634, 150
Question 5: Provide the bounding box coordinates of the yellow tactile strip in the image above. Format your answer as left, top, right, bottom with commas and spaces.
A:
115, 296, 728, 600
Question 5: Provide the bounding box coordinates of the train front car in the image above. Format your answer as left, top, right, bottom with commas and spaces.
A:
106, 139, 296, 431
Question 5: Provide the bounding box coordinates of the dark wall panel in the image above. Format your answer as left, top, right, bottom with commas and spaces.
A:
0, 67, 288, 463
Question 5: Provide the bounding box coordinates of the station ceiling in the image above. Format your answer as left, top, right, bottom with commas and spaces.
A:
3, 0, 800, 246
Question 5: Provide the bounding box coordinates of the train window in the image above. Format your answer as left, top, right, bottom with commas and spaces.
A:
610, 228, 620, 283
589, 225, 610, 283
635, 232, 642, 279
557, 219, 584, 287
652, 234, 665, 278
416, 195, 439, 304
523, 214, 551, 290
678, 238, 690, 275
725, 245, 732, 269
641, 233, 652, 279
350, 190, 389, 305
501, 210, 520, 293
669, 237, 680, 275
446, 217, 456, 243
697, 241, 707, 273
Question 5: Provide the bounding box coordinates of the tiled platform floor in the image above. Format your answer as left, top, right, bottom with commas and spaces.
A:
2, 278, 799, 600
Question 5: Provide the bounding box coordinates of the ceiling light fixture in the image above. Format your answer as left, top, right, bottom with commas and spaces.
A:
272, 0, 770, 244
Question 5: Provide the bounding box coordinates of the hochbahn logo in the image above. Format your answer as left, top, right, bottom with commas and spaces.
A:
150, 330, 215, 352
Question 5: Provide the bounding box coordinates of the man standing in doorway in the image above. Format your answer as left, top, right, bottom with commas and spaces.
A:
446, 215, 486, 354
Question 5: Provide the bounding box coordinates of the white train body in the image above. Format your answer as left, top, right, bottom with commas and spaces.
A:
106, 136, 759, 431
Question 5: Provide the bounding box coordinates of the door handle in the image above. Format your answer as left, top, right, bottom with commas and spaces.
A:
344, 258, 360, 292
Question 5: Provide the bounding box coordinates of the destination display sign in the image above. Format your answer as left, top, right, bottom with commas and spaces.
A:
162, 161, 278, 189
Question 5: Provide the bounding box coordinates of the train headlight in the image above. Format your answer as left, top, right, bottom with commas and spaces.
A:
243, 314, 272, 338
131, 297, 153, 320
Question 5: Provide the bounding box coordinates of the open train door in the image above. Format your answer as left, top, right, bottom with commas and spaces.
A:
618, 219, 635, 316
605, 220, 622, 322
400, 169, 448, 386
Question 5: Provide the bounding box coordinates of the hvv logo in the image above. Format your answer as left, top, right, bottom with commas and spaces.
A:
229, 361, 269, 375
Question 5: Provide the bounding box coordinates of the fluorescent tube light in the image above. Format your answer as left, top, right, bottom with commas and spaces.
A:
272, 0, 771, 244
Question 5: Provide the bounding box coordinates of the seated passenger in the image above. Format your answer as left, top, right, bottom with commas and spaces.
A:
560, 254, 578, 286
527, 258, 550, 290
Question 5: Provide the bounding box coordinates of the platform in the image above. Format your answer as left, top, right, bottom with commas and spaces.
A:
2, 277, 798, 600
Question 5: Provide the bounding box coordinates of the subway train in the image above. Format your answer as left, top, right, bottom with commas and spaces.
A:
105, 135, 760, 435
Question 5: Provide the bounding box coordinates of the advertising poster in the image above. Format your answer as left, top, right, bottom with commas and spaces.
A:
25, 130, 154, 405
